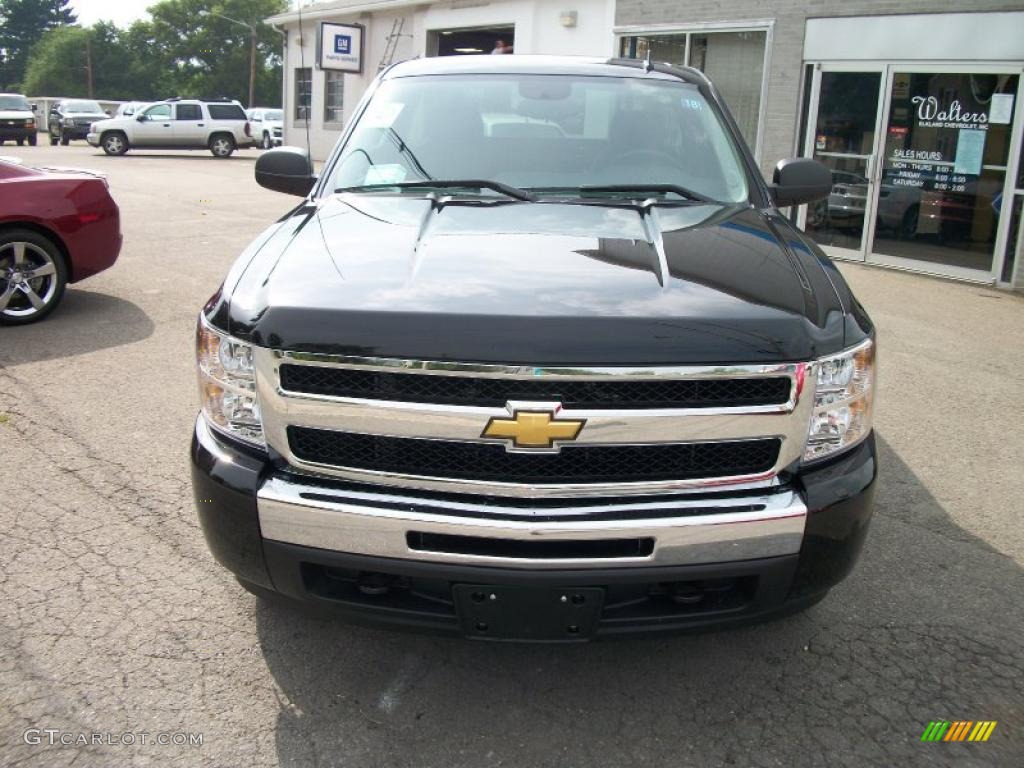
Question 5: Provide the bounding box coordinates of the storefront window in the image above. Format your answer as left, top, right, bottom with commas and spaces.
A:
619, 30, 766, 152
324, 71, 344, 124
295, 68, 312, 121
804, 71, 883, 252
872, 72, 1019, 274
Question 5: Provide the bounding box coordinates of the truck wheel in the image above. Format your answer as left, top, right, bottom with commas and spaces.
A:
15, 138, 23, 146
60, 131, 70, 146
0, 229, 68, 325
28, 133, 37, 146
899, 205, 919, 240
209, 134, 235, 158
101, 131, 128, 156
49, 133, 58, 146
261, 132, 272, 149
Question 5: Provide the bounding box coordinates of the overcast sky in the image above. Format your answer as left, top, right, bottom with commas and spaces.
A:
71, 1, 300, 27
71, 0, 153, 27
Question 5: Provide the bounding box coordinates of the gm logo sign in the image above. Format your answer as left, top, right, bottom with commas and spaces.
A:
334, 34, 351, 54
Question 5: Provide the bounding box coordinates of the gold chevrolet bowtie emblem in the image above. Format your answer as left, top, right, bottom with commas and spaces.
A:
481, 409, 585, 450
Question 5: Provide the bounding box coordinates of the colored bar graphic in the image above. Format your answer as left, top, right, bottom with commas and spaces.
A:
921, 721, 949, 742
944, 721, 972, 741
921, 720, 996, 742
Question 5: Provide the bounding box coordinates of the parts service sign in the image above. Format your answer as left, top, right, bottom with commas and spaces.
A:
320, 22, 364, 73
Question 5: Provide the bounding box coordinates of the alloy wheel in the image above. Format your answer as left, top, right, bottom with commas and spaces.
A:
211, 137, 233, 157
0, 241, 60, 320
103, 134, 125, 155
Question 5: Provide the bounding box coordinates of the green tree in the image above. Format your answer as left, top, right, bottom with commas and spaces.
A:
21, 22, 166, 99
0, 0, 76, 90
148, 0, 287, 106
20, 24, 89, 96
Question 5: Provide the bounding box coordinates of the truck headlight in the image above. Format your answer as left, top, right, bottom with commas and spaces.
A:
63, 117, 75, 127
804, 339, 875, 462
196, 317, 265, 447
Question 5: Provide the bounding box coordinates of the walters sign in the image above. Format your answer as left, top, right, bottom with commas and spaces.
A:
319, 22, 364, 73
911, 96, 988, 129
885, 72, 1016, 183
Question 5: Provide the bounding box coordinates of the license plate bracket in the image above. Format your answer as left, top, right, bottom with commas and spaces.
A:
453, 584, 605, 642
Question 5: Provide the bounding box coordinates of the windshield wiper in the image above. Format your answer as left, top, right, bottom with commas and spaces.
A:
336, 179, 535, 202
573, 184, 717, 204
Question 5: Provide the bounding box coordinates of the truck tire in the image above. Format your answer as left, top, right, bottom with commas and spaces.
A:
60, 131, 70, 146
899, 205, 919, 240
28, 133, 37, 146
49, 133, 58, 146
0, 228, 68, 325
101, 131, 128, 156
261, 132, 272, 149
209, 133, 236, 158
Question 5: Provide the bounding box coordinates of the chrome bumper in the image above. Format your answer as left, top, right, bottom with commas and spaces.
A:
257, 474, 808, 570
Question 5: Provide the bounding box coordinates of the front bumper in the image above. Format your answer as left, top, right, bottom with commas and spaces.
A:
59, 126, 94, 140
0, 126, 34, 140
192, 416, 877, 639
86, 133, 100, 147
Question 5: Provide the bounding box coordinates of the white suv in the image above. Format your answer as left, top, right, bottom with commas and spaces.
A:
87, 99, 257, 157
246, 108, 283, 149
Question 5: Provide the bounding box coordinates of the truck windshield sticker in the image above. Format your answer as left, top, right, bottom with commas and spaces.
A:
363, 164, 408, 185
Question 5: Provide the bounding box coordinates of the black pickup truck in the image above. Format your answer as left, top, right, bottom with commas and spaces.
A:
192, 56, 877, 641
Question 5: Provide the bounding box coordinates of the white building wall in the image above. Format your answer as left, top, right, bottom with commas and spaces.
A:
277, 0, 615, 160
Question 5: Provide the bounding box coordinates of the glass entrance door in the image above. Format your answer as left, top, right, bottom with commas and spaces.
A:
868, 70, 1020, 280
801, 68, 886, 259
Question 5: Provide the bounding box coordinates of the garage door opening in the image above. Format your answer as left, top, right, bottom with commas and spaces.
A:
429, 26, 515, 57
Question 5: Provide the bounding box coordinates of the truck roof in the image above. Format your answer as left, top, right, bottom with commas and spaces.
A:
382, 55, 710, 87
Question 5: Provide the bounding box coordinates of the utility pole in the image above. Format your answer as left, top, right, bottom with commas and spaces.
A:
85, 35, 94, 98
248, 26, 257, 109
200, 10, 260, 108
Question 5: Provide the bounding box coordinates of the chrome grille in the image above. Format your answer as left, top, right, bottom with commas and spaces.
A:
279, 363, 792, 409
288, 427, 782, 484
255, 350, 814, 498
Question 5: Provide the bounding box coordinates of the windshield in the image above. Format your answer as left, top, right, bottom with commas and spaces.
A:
265, 109, 282, 121
65, 100, 103, 113
0, 95, 30, 110
328, 74, 749, 203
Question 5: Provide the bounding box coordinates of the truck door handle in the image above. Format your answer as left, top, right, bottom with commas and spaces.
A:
197, 123, 204, 127
162, 123, 170, 127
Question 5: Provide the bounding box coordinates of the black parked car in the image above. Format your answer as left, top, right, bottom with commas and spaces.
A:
48, 99, 109, 146
192, 56, 876, 641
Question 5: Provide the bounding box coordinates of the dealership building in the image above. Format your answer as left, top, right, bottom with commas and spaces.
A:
268, 1, 1024, 289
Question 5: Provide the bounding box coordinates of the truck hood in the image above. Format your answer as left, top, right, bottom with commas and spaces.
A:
87, 118, 123, 133
219, 195, 849, 365
0, 109, 33, 120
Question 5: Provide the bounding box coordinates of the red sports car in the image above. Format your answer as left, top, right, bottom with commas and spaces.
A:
0, 157, 121, 324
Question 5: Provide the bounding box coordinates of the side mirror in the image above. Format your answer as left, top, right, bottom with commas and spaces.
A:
105, 110, 111, 116
31, 103, 37, 112
769, 158, 832, 207
256, 147, 316, 196
136, 114, 146, 122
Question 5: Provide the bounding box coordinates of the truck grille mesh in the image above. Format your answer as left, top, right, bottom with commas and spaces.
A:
279, 365, 791, 409
288, 427, 781, 484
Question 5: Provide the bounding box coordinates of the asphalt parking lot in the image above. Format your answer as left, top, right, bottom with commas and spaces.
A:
1, 142, 1022, 768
